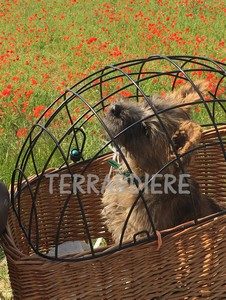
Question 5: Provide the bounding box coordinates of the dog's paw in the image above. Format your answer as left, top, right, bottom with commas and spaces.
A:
171, 120, 203, 166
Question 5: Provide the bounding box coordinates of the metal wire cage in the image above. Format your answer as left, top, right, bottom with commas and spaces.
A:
9, 55, 226, 264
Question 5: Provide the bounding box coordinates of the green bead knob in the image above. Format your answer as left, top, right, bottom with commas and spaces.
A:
70, 149, 81, 162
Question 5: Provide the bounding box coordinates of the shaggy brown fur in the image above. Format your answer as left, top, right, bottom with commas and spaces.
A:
101, 81, 225, 244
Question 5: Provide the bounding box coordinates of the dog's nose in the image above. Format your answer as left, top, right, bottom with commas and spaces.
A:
111, 104, 121, 117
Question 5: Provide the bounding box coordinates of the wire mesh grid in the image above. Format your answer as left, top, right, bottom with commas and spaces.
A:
10, 55, 226, 262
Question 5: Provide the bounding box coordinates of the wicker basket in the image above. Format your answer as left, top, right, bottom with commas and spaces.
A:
1, 126, 226, 299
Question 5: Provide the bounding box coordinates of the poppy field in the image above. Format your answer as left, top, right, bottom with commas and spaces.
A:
1, 0, 226, 184
0, 0, 225, 297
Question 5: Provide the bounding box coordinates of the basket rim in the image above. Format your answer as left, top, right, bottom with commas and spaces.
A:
2, 213, 226, 264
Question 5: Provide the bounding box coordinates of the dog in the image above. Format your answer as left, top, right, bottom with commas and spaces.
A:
101, 81, 225, 244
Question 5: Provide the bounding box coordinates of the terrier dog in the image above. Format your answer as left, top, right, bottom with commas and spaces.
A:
101, 81, 225, 244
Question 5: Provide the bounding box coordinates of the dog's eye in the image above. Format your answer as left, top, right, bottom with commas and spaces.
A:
142, 122, 149, 136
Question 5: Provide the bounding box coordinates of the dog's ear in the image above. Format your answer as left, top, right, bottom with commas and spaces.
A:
171, 120, 203, 166
168, 80, 209, 113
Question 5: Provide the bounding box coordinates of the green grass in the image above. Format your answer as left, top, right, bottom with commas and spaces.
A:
0, 247, 11, 299
0, 0, 225, 296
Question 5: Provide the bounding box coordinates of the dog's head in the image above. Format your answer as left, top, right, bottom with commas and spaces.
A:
104, 81, 206, 175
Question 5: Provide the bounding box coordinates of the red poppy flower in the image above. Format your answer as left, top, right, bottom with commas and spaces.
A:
30, 78, 38, 85
33, 105, 46, 118
119, 90, 132, 97
22, 101, 29, 113
87, 37, 97, 44
25, 90, 34, 98
110, 47, 122, 57
16, 127, 28, 138
12, 76, 20, 82
218, 40, 224, 47
1, 88, 11, 97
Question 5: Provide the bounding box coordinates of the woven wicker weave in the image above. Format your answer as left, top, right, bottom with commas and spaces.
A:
1, 126, 226, 299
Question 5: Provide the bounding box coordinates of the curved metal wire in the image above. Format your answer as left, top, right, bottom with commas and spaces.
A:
10, 55, 226, 262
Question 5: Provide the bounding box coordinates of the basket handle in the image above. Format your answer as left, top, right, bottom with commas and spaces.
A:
0, 181, 10, 236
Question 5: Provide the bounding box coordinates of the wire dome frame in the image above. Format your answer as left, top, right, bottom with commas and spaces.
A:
11, 55, 226, 262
